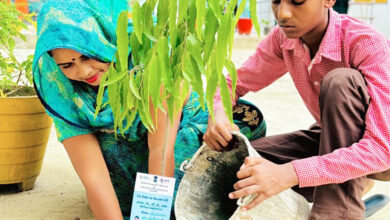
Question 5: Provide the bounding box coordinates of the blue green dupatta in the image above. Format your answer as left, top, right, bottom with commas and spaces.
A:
33, 0, 132, 138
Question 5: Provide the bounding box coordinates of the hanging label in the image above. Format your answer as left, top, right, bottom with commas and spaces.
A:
130, 172, 176, 220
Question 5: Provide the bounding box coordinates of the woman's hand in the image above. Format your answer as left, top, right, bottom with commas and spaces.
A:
63, 134, 123, 220
228, 157, 299, 211
203, 109, 240, 151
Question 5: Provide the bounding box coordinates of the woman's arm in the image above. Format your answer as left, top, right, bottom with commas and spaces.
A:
147, 92, 190, 177
148, 101, 182, 177
63, 134, 123, 220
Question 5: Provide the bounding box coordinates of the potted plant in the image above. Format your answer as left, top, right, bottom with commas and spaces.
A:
99, 0, 261, 176
0, 0, 52, 191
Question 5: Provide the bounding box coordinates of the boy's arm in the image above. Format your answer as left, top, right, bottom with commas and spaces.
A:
63, 134, 123, 220
204, 27, 288, 150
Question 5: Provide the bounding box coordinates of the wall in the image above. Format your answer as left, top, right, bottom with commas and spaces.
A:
11, 0, 48, 14
348, 2, 390, 38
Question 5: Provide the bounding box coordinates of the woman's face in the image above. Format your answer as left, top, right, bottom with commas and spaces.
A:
51, 48, 109, 87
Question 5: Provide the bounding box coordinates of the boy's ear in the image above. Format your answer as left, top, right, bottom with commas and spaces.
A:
324, 0, 336, 8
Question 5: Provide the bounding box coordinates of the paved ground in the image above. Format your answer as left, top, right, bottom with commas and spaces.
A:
1, 47, 389, 219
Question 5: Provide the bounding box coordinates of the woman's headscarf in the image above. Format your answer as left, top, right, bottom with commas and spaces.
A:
33, 0, 133, 130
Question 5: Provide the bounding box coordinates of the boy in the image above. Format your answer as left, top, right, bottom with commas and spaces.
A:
203, 0, 390, 219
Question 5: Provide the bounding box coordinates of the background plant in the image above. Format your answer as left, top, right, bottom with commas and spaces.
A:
0, 0, 35, 97
96, 0, 260, 175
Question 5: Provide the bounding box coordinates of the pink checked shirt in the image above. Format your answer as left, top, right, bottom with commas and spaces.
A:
214, 9, 390, 187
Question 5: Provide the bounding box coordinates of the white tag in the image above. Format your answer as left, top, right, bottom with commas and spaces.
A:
130, 172, 176, 220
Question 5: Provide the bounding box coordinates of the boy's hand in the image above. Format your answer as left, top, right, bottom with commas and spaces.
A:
203, 109, 240, 151
229, 157, 299, 211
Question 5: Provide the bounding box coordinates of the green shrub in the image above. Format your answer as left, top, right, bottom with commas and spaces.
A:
0, 1, 36, 97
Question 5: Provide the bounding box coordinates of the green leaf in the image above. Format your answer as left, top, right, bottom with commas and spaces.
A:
126, 76, 135, 111
129, 70, 141, 100
187, 0, 197, 34
166, 95, 175, 124
171, 41, 184, 68
195, 0, 206, 40
138, 99, 152, 131
187, 55, 205, 107
174, 79, 190, 114
157, 36, 173, 92
115, 51, 123, 73
227, 6, 236, 59
178, 0, 190, 24
182, 55, 193, 82
208, 0, 222, 22
216, 12, 232, 76
118, 76, 129, 134
143, 28, 158, 42
139, 34, 152, 65
18, 32, 27, 41
142, 61, 151, 130
205, 53, 219, 121
94, 63, 111, 118
107, 74, 120, 137
143, 0, 158, 42
250, 0, 261, 37
8, 37, 15, 51
123, 108, 138, 132
138, 84, 155, 131
168, 0, 177, 38
103, 70, 127, 86
224, 58, 237, 100
155, 0, 169, 37
234, 0, 247, 26
186, 34, 206, 76
130, 33, 141, 66
229, 0, 239, 9
203, 9, 218, 63
149, 51, 161, 110
219, 73, 233, 123
116, 11, 129, 71
132, 1, 143, 44
157, 0, 169, 25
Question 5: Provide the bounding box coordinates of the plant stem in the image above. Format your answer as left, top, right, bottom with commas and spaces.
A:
5, 84, 24, 96
0, 37, 12, 56
16, 69, 23, 84
0, 37, 20, 66
161, 114, 170, 176
0, 36, 22, 76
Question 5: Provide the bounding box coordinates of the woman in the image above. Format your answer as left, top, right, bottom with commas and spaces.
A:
33, 0, 266, 219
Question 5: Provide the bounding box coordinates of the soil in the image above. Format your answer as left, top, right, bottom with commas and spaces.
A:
2, 86, 36, 97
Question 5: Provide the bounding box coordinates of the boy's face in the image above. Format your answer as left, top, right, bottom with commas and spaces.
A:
272, 0, 335, 40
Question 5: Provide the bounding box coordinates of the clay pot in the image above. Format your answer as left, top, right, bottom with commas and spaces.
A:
0, 96, 52, 191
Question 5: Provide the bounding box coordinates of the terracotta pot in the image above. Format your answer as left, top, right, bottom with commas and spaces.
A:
0, 96, 52, 191
237, 18, 253, 35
